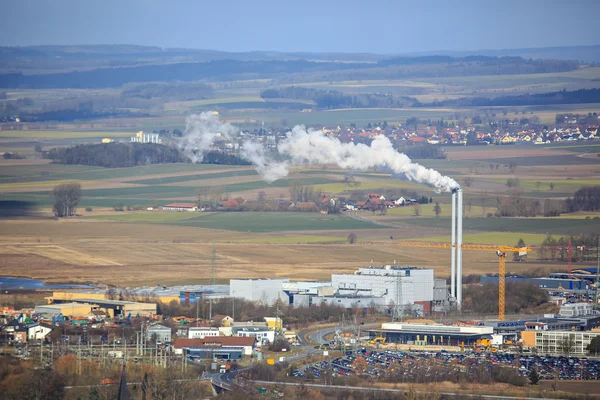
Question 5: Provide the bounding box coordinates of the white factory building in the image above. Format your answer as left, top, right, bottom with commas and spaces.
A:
332, 266, 435, 306
230, 278, 289, 305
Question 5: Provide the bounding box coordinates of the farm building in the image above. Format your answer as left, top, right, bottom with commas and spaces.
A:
162, 203, 197, 212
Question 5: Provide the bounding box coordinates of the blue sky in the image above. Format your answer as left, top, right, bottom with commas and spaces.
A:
2, 0, 599, 53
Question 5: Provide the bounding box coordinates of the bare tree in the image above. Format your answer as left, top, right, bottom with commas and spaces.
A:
413, 204, 421, 216
347, 233, 357, 244
433, 202, 442, 217
480, 191, 488, 217
463, 177, 474, 188
53, 183, 81, 217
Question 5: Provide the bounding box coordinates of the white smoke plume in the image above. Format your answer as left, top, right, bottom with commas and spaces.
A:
178, 112, 238, 163
180, 112, 460, 192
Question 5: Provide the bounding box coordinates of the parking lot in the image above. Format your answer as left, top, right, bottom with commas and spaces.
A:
291, 349, 600, 381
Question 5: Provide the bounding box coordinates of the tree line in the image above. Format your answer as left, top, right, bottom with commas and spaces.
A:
44, 142, 185, 168
261, 86, 417, 109
423, 88, 600, 108
538, 233, 600, 262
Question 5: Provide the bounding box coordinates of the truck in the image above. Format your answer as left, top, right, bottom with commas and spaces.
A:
367, 337, 386, 346
219, 364, 227, 374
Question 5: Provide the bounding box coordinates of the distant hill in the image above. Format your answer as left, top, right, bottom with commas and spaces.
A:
409, 45, 600, 64
1, 44, 597, 75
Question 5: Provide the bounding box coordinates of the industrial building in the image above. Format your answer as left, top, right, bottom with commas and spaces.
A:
333, 266, 434, 306
173, 337, 255, 360
230, 278, 289, 305
48, 284, 229, 307
35, 302, 93, 318
485, 303, 600, 334
480, 275, 592, 292
229, 266, 448, 316
367, 322, 493, 346
47, 298, 156, 318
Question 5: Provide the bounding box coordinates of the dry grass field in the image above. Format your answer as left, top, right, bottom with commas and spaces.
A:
0, 216, 571, 286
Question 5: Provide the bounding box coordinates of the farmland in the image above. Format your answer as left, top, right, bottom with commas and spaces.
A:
0, 140, 598, 286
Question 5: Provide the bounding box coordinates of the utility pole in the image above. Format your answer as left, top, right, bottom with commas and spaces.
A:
595, 237, 600, 308
210, 245, 217, 321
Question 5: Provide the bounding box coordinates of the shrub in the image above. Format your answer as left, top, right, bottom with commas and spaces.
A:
85, 207, 92, 212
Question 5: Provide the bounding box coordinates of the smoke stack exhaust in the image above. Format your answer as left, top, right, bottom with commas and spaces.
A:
456, 188, 464, 308
451, 190, 457, 300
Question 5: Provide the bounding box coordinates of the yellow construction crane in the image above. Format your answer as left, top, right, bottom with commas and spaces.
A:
397, 242, 532, 321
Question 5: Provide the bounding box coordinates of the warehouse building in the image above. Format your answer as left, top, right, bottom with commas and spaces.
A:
367, 322, 493, 346
230, 278, 289, 305
480, 275, 590, 292
35, 303, 93, 318
48, 298, 156, 318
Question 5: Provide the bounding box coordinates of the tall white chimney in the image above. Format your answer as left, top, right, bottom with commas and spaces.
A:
456, 188, 463, 308
450, 190, 457, 299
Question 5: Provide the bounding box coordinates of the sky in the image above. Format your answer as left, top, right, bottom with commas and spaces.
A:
2, 0, 599, 54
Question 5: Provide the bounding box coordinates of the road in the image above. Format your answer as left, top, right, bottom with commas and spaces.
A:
249, 380, 568, 400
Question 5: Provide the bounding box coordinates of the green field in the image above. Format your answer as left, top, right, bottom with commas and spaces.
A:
392, 216, 600, 236
130, 169, 258, 185
170, 212, 383, 232
407, 232, 548, 246
490, 178, 600, 192
0, 130, 134, 139
90, 211, 207, 222
386, 204, 494, 218
0, 163, 227, 184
